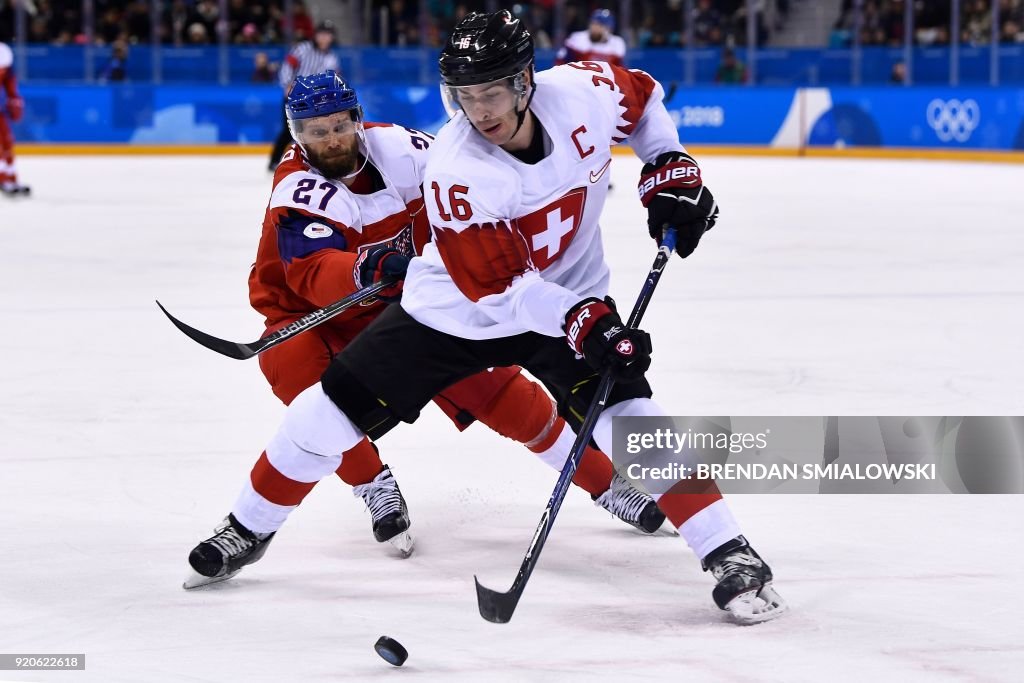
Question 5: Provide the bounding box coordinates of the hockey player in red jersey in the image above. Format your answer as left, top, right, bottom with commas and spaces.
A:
183, 71, 665, 587
0, 42, 29, 197
555, 9, 626, 67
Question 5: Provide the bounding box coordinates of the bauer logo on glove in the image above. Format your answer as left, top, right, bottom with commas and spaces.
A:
638, 151, 719, 258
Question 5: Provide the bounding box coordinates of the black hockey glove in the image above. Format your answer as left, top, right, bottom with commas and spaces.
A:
354, 246, 409, 302
565, 297, 652, 382
638, 151, 719, 258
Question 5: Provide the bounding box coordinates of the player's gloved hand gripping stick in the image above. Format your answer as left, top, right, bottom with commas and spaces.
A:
475, 228, 679, 624
156, 277, 398, 361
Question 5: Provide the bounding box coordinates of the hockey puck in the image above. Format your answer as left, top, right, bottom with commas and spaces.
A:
374, 636, 408, 667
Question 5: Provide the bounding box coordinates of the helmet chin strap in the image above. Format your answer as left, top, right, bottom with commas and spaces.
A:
508, 70, 537, 142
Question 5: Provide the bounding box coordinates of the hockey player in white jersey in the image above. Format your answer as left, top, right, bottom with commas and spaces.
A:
183, 71, 666, 590
205, 11, 787, 622
555, 8, 627, 67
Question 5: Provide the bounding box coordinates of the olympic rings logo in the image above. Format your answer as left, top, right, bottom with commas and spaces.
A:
926, 98, 980, 143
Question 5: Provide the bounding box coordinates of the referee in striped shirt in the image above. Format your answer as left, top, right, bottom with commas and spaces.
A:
269, 21, 340, 170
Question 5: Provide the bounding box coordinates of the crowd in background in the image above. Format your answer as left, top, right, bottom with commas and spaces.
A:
1, 0, 1022, 49
373, 1, 788, 48
0, 0, 786, 47
0, 0, 294, 46
831, 0, 1024, 46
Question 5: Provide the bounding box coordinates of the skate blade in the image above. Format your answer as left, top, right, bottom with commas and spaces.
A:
182, 568, 241, 590
724, 583, 789, 624
386, 530, 414, 558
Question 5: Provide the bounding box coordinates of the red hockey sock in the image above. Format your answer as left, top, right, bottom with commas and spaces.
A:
475, 376, 615, 497
573, 441, 615, 497
250, 451, 316, 506
335, 437, 384, 486
656, 478, 724, 528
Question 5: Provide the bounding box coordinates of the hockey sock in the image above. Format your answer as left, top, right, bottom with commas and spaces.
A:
534, 421, 614, 497
335, 438, 385, 486
475, 375, 614, 496
233, 450, 319, 535
250, 450, 316, 506
654, 477, 723, 527
655, 482, 739, 560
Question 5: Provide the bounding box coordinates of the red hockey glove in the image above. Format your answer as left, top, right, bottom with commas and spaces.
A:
565, 297, 652, 382
638, 151, 719, 258
6, 97, 23, 122
354, 246, 409, 302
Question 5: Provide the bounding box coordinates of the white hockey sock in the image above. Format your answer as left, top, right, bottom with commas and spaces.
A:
233, 384, 365, 535
233, 482, 296, 536
532, 421, 575, 470
666, 497, 742, 561
592, 398, 743, 559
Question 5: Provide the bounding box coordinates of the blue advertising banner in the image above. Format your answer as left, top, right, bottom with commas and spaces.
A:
659, 87, 797, 145
13, 83, 1024, 151
809, 87, 1024, 150
14, 45, 1024, 86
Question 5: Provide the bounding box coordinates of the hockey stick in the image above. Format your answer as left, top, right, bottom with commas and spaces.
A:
155, 278, 396, 361
475, 229, 679, 623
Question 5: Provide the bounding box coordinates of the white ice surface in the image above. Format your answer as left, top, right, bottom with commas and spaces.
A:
0, 155, 1022, 682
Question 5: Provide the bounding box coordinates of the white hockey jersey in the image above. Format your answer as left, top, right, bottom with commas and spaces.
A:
557, 31, 627, 66
402, 61, 683, 341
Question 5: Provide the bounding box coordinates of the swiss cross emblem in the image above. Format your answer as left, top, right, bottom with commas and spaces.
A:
616, 339, 634, 356
514, 187, 588, 270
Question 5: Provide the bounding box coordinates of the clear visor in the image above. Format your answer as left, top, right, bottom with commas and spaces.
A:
288, 110, 363, 149
441, 74, 525, 120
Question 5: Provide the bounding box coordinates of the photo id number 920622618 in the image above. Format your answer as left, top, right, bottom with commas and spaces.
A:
0, 654, 85, 670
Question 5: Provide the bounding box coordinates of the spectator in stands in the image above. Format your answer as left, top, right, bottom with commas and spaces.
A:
252, 51, 277, 83
715, 47, 747, 83
962, 0, 992, 45
1003, 17, 1024, 42
290, 4, 316, 41
124, 1, 151, 43
890, 60, 906, 84
636, 1, 683, 48
99, 41, 129, 82
879, 1, 906, 46
915, 0, 950, 42
187, 22, 210, 45
374, 0, 420, 46
97, 6, 126, 45
238, 23, 262, 45
693, 0, 725, 46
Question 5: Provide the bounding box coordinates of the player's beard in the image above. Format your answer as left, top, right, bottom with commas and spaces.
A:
308, 144, 362, 180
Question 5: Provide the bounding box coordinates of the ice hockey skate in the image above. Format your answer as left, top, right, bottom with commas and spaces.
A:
352, 465, 413, 557
183, 514, 275, 589
703, 535, 788, 624
1, 182, 30, 197
593, 473, 666, 534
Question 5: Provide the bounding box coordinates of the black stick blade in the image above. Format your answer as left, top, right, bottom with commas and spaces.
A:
474, 576, 522, 624
155, 300, 258, 360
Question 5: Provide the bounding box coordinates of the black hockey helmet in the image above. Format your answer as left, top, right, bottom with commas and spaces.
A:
439, 10, 534, 87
